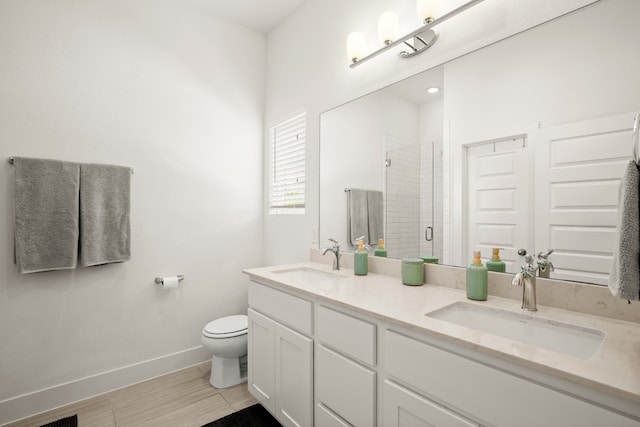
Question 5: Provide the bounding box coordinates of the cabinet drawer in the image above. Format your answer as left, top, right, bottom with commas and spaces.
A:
385, 330, 640, 427
248, 281, 312, 335
317, 345, 376, 427
383, 380, 478, 427
317, 305, 376, 365
316, 404, 351, 427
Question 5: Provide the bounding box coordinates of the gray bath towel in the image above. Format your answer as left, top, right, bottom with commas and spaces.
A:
13, 157, 80, 273
348, 188, 369, 246
609, 160, 640, 300
367, 190, 384, 246
79, 163, 131, 267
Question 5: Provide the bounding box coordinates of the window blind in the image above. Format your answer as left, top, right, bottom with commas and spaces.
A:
269, 112, 306, 213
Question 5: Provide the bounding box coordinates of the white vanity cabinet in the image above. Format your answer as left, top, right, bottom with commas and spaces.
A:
247, 283, 313, 427
246, 272, 640, 427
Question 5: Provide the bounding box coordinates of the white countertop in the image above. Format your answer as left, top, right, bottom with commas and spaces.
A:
243, 261, 640, 405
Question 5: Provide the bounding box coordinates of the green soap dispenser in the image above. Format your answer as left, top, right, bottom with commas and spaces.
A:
466, 251, 488, 301
486, 247, 506, 272
354, 239, 368, 276
374, 238, 387, 257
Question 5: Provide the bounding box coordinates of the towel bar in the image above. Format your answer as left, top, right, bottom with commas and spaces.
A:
8, 157, 135, 173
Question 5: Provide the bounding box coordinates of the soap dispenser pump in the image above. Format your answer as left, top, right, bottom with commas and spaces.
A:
466, 251, 488, 301
354, 239, 368, 276
374, 238, 387, 257
486, 247, 506, 272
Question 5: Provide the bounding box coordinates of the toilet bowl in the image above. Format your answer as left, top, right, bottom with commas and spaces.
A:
201, 314, 248, 388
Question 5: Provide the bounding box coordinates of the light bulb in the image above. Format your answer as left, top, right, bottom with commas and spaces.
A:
377, 11, 399, 45
346, 32, 366, 63
417, 0, 439, 24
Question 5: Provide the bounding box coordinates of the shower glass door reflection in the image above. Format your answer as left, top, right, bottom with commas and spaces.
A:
384, 139, 442, 261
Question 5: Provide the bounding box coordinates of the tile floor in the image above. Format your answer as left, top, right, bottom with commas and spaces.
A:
5, 361, 258, 427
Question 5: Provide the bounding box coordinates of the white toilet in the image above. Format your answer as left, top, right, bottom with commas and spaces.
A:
201, 314, 248, 388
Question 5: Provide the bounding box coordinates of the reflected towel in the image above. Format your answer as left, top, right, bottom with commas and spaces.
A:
79, 163, 131, 267
609, 160, 640, 300
348, 188, 369, 246
13, 157, 80, 273
367, 190, 384, 246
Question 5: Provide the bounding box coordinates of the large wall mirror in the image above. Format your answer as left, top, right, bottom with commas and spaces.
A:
319, 0, 640, 285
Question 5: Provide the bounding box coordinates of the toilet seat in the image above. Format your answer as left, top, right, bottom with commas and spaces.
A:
202, 315, 248, 339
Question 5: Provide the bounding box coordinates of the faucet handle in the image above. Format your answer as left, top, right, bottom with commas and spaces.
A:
517, 249, 533, 264
328, 238, 340, 248
537, 249, 554, 260
517, 249, 535, 275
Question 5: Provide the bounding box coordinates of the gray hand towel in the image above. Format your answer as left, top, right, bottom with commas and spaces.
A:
13, 157, 80, 273
609, 160, 640, 300
348, 189, 369, 246
367, 190, 384, 246
79, 163, 131, 267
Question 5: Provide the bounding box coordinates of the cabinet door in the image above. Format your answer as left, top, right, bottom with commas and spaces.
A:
275, 323, 313, 427
248, 309, 276, 413
383, 380, 478, 427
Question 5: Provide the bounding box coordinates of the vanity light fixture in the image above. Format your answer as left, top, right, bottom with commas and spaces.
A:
347, 31, 366, 63
348, 0, 484, 68
378, 11, 399, 45
417, 0, 439, 24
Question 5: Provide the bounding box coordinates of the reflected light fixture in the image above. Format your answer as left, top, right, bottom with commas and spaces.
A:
347, 0, 484, 68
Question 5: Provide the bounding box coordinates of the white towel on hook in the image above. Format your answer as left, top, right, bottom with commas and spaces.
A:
609, 159, 640, 300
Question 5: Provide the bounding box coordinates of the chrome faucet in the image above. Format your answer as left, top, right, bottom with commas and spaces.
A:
323, 238, 341, 271
536, 249, 554, 278
512, 249, 537, 311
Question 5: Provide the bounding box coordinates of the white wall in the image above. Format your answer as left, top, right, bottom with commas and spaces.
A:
444, 0, 640, 265
0, 0, 264, 421
263, 0, 599, 265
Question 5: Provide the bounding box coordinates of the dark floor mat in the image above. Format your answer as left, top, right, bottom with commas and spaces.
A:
202, 404, 281, 427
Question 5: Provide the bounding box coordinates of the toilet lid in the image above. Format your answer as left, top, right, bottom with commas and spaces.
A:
203, 315, 248, 338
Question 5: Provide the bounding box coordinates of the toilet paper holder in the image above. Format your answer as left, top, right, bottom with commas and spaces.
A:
155, 275, 184, 285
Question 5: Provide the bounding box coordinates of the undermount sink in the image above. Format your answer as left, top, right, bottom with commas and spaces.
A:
272, 267, 345, 284
426, 302, 605, 359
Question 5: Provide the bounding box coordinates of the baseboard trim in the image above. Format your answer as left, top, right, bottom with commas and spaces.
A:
0, 346, 210, 426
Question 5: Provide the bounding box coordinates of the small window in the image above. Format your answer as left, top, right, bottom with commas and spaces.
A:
269, 112, 306, 214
